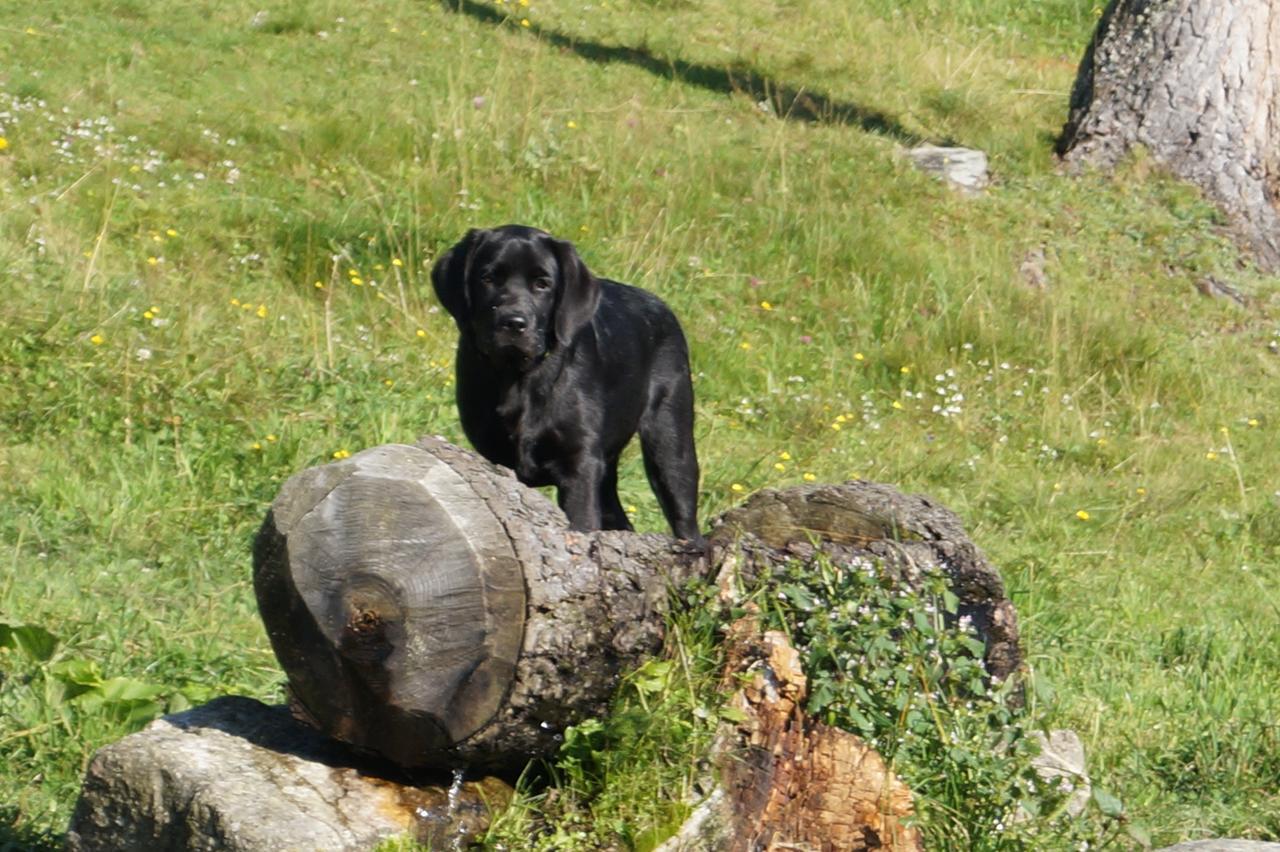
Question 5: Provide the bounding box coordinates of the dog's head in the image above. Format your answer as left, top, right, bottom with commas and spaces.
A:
432, 225, 601, 370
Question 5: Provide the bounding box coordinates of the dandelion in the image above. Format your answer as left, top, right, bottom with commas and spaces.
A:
778, 451, 791, 461
835, 415, 847, 424
384, 378, 395, 387
520, 18, 530, 27
1205, 451, 1218, 460
166, 228, 178, 237
392, 258, 404, 267
230, 298, 241, 306
1075, 510, 1090, 521
760, 300, 773, 311
1136, 487, 1147, 496
1248, 418, 1259, 427
854, 352, 865, 361
266, 434, 278, 442
90, 334, 104, 345
143, 310, 155, 320
256, 304, 268, 318
566, 120, 578, 129
730, 483, 745, 493
351, 277, 364, 286
251, 442, 263, 451
774, 462, 786, 472
416, 329, 427, 338
146, 256, 159, 265
891, 400, 903, 410
626, 504, 637, 514
0, 137, 8, 152
740, 341, 751, 350
803, 472, 817, 482
900, 365, 911, 374
333, 449, 352, 460
314, 281, 324, 289
831, 422, 842, 431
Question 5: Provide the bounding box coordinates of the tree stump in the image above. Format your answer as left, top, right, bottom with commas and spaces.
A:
254, 438, 1020, 771
1058, 0, 1280, 269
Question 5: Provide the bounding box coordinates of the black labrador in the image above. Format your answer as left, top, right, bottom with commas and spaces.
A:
432, 224, 703, 542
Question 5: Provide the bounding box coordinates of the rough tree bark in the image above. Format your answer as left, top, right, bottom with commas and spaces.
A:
1057, 0, 1280, 269
254, 437, 1020, 773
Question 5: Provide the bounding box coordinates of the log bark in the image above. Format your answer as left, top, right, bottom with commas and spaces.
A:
254, 438, 1020, 772
1057, 0, 1280, 269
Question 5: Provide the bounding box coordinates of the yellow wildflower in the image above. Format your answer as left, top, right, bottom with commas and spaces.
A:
392, 258, 404, 267
0, 137, 8, 152
854, 352, 865, 361
1076, 510, 1090, 521
778, 451, 791, 461
90, 334, 105, 346
730, 483, 745, 493
803, 472, 816, 482
333, 449, 352, 460
256, 304, 268, 318
416, 329, 427, 338
760, 300, 773, 311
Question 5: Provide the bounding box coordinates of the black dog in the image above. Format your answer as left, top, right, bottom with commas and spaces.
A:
432, 225, 703, 541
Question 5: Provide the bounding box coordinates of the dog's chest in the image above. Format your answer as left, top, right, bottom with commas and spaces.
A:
494, 382, 555, 480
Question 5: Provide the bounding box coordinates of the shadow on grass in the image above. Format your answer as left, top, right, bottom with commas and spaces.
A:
0, 809, 63, 852
440, 0, 929, 145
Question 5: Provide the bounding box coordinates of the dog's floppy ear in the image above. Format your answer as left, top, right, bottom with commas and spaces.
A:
550, 237, 601, 346
431, 228, 488, 323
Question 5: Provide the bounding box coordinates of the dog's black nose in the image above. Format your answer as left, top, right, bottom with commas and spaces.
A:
499, 314, 528, 333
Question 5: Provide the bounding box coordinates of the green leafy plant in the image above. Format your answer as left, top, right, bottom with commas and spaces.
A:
755, 557, 1135, 849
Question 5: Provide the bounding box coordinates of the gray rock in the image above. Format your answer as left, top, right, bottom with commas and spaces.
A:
65, 696, 511, 852
906, 145, 989, 193
1029, 729, 1090, 818
1156, 843, 1280, 852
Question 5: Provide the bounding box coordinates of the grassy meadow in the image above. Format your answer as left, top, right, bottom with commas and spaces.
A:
2, 0, 1278, 847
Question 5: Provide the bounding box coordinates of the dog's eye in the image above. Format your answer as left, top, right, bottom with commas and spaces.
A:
533, 277, 553, 292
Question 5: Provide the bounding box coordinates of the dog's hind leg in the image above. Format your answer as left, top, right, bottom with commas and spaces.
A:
639, 379, 703, 543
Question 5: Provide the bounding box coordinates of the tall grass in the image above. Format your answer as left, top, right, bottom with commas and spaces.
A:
2, 0, 1277, 847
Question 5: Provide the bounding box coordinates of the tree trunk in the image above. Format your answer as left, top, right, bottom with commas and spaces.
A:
1057, 0, 1280, 269
254, 438, 1020, 772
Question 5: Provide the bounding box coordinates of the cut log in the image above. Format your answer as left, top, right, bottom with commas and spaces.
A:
253, 437, 705, 771
254, 438, 1020, 771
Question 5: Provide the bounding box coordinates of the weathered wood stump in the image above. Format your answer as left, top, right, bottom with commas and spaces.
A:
254, 437, 1020, 772
253, 437, 706, 770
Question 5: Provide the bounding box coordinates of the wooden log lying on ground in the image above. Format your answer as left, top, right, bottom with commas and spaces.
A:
254, 437, 1020, 771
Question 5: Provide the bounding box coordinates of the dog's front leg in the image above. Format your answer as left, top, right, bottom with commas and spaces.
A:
556, 459, 604, 532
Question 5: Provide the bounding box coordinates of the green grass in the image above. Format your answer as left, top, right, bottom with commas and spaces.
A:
2, 0, 1278, 847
